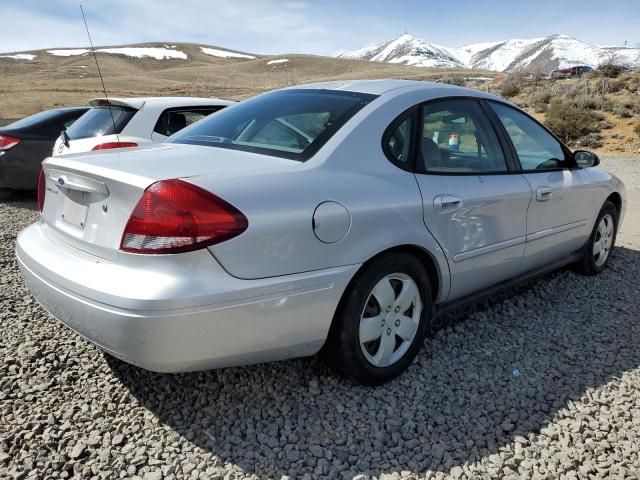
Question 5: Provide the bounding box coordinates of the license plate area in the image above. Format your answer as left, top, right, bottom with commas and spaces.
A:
61, 190, 88, 229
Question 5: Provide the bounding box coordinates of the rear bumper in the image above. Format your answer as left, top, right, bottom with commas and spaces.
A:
16, 222, 358, 372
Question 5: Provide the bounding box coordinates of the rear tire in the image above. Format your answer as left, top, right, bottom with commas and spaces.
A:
576, 201, 618, 275
321, 253, 433, 386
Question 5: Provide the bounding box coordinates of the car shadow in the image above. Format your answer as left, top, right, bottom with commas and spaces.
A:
107, 246, 640, 478
0, 190, 39, 214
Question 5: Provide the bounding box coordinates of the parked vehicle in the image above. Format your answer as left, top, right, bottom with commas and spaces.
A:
0, 107, 88, 191
550, 65, 593, 78
52, 97, 234, 156
17, 80, 625, 385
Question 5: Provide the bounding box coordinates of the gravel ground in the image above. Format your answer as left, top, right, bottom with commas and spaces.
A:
1, 156, 639, 480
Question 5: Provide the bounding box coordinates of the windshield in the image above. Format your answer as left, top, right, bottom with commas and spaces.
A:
66, 106, 136, 140
168, 89, 377, 161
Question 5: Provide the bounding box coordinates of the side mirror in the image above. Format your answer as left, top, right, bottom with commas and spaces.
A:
573, 150, 600, 168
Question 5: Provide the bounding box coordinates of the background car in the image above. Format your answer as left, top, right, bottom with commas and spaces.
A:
0, 107, 88, 191
52, 97, 235, 156
17, 80, 625, 385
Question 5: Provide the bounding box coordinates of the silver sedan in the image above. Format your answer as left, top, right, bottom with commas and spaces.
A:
16, 80, 626, 385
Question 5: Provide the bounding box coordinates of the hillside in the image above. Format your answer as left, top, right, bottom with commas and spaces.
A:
0, 41, 497, 119
339, 34, 640, 73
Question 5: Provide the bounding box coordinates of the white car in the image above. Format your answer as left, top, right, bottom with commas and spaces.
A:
53, 97, 234, 156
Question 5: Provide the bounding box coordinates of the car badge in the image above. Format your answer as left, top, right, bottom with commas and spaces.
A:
58, 143, 64, 153
57, 177, 65, 186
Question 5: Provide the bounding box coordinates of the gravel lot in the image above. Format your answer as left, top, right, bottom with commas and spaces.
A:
1, 156, 639, 480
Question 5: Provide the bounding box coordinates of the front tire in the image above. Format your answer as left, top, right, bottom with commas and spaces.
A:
321, 253, 433, 386
576, 200, 618, 275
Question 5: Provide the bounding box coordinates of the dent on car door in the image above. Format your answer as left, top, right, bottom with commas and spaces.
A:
489, 102, 594, 271
398, 98, 533, 301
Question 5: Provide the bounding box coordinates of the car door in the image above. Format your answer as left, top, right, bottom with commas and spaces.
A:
407, 98, 533, 301
488, 102, 594, 271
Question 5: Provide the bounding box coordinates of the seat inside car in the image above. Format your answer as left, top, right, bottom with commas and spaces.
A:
419, 137, 443, 171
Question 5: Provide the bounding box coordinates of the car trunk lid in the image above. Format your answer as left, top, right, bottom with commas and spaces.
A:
40, 144, 299, 260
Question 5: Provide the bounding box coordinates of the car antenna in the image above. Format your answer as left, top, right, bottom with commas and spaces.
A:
80, 5, 120, 143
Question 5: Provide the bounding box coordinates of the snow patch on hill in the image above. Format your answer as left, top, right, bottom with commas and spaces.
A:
200, 47, 255, 59
47, 49, 89, 57
267, 59, 289, 65
47, 47, 187, 59
96, 47, 187, 59
0, 53, 36, 61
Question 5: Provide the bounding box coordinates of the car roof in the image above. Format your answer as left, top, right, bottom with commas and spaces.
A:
88, 97, 235, 109
286, 79, 498, 97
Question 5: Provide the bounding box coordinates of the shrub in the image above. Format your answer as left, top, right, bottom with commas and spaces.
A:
500, 80, 520, 98
634, 120, 640, 139
612, 104, 633, 118
530, 90, 553, 112
595, 120, 614, 130
443, 76, 466, 87
570, 95, 598, 110
598, 63, 625, 78
577, 133, 603, 148
544, 99, 604, 143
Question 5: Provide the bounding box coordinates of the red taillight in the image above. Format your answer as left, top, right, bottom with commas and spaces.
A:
0, 135, 20, 150
37, 170, 46, 212
92, 142, 138, 151
120, 179, 248, 254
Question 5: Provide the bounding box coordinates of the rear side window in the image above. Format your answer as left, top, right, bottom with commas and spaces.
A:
154, 107, 223, 137
169, 89, 377, 161
490, 102, 567, 170
66, 106, 136, 140
419, 99, 507, 173
384, 114, 415, 169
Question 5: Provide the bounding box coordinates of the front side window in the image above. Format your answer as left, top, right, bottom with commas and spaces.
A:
419, 99, 507, 173
66, 106, 136, 140
169, 89, 377, 161
490, 102, 567, 170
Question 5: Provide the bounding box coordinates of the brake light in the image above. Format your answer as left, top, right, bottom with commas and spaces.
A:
0, 135, 20, 150
92, 142, 138, 151
37, 170, 46, 212
120, 179, 248, 254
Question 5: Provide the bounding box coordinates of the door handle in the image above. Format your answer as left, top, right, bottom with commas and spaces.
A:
536, 186, 553, 202
434, 195, 463, 214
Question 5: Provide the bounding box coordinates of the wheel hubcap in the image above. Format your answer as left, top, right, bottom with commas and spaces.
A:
359, 273, 422, 368
593, 213, 614, 267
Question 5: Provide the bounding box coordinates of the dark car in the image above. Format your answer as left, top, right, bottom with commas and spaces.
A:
550, 65, 593, 79
0, 107, 89, 191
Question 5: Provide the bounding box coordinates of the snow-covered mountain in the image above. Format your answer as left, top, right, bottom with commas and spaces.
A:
339, 34, 640, 73
338, 34, 465, 68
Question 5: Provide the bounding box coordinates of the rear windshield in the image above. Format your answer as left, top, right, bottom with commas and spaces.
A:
168, 89, 377, 161
66, 106, 136, 140
6, 110, 66, 129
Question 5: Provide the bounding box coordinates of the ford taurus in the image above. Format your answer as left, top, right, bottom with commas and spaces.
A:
16, 80, 626, 385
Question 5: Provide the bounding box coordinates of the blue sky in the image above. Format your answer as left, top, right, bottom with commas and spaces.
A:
1, 0, 639, 54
